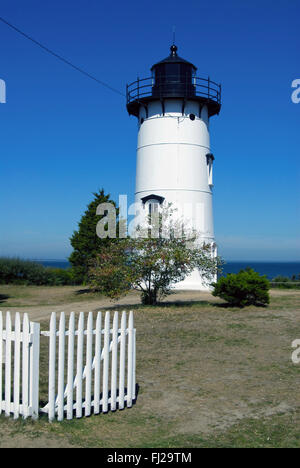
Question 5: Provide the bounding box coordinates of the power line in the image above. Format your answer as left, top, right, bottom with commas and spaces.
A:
0, 15, 125, 97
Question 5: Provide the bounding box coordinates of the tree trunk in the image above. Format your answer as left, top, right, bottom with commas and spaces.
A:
141, 289, 158, 305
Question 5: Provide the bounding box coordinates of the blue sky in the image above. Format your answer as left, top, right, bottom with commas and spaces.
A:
0, 0, 299, 261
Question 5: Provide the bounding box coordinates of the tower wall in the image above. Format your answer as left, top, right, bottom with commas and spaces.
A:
135, 99, 216, 290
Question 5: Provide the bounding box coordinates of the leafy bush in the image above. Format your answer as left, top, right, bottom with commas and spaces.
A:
212, 268, 270, 307
0, 257, 79, 286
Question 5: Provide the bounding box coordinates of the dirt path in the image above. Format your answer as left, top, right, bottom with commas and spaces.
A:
1, 286, 221, 322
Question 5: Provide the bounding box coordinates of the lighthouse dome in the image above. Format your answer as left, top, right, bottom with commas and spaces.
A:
150, 45, 197, 71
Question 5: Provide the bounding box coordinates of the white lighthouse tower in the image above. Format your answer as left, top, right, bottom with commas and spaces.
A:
126, 45, 221, 290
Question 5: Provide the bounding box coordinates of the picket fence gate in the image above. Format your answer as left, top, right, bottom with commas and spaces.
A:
0, 310, 136, 421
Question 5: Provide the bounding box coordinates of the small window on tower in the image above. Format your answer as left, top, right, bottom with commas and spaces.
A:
206, 153, 215, 187
141, 194, 165, 215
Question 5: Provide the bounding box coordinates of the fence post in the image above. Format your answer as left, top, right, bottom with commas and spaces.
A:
30, 321, 40, 420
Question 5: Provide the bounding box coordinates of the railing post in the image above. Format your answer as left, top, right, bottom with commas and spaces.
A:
208, 76, 210, 98
137, 76, 140, 100
185, 72, 187, 96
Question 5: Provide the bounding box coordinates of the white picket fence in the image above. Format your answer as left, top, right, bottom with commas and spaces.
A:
0, 310, 136, 421
0, 312, 40, 419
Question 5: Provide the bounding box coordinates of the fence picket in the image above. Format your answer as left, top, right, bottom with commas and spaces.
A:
48, 313, 56, 421
94, 312, 102, 414
85, 312, 93, 416
76, 312, 84, 418
57, 312, 65, 421
66, 312, 75, 420
5, 312, 12, 416
118, 311, 126, 410
133, 327, 136, 401
0, 311, 3, 415
30, 321, 40, 420
102, 311, 110, 412
13, 313, 21, 419
127, 311, 134, 408
111, 311, 118, 411
22, 314, 30, 419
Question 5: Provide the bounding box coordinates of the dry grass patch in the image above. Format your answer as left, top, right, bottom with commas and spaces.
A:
0, 287, 300, 447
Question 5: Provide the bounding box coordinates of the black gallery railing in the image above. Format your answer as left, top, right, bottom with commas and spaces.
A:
126, 75, 221, 106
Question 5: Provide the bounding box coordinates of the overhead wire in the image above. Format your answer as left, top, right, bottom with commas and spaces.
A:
0, 15, 126, 97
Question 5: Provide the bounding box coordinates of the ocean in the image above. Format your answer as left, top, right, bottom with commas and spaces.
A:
37, 260, 300, 280
220, 262, 300, 279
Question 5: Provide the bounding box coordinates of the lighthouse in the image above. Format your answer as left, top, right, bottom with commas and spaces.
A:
126, 45, 221, 290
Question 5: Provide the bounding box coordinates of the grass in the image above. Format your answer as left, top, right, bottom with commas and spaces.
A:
0, 285, 300, 448
0, 285, 105, 308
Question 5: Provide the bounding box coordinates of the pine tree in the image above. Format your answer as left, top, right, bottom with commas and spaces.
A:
69, 189, 118, 283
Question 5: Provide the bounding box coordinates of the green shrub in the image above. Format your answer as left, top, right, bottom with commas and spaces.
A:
272, 275, 290, 283
212, 268, 270, 307
45, 268, 75, 286
0, 257, 80, 286
0, 257, 46, 284
270, 274, 300, 289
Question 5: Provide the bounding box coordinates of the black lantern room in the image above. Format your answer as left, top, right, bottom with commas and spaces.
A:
126, 45, 221, 118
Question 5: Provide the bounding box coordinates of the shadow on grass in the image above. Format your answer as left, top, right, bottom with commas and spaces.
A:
0, 294, 9, 303
99, 299, 221, 312
157, 300, 215, 308
98, 298, 268, 311
74, 288, 93, 296
214, 302, 269, 309
38, 383, 140, 418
